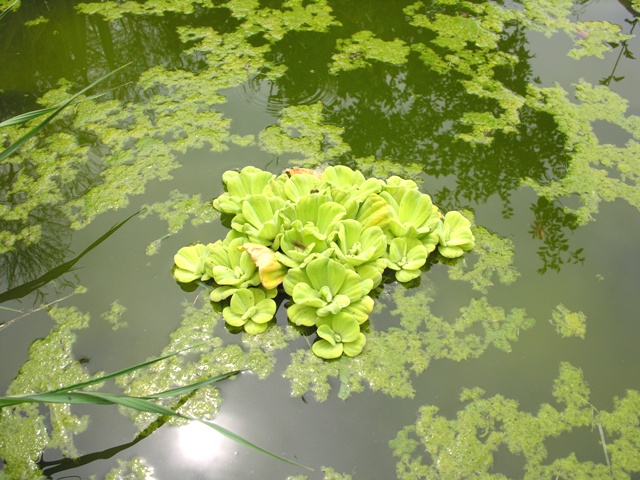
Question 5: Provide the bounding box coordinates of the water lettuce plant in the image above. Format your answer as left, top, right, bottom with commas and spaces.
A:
223, 288, 277, 334
173, 166, 475, 359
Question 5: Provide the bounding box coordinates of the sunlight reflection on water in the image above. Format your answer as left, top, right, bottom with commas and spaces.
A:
177, 422, 226, 465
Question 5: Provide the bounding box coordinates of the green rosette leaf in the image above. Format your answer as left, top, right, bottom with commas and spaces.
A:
341, 295, 374, 324
291, 282, 325, 308
320, 165, 367, 189
349, 259, 387, 289
332, 220, 387, 267
212, 166, 275, 214
223, 288, 276, 334
353, 193, 391, 231
281, 193, 346, 241
262, 172, 289, 199
382, 188, 441, 238
231, 194, 286, 247
382, 176, 419, 199
438, 211, 475, 258
305, 256, 347, 293
386, 237, 429, 282
173, 243, 211, 283
283, 173, 322, 202
209, 237, 261, 288
287, 302, 320, 327
311, 313, 365, 359
279, 223, 331, 268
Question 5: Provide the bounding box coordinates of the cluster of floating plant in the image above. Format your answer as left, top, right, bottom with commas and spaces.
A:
172, 165, 474, 360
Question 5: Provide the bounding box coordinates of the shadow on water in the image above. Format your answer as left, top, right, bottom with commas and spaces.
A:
0, 210, 138, 307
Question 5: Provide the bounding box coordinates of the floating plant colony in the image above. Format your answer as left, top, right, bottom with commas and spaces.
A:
172, 166, 475, 360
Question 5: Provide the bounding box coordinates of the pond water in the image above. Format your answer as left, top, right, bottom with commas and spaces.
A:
1, 0, 640, 479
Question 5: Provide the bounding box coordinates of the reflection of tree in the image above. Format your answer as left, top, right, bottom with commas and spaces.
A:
262, 0, 577, 272
0, 144, 93, 295
600, 18, 637, 86
0, 211, 137, 307
318, 5, 570, 210
0, 0, 89, 113
528, 197, 584, 274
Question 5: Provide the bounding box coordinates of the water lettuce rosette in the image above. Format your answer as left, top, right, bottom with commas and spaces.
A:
283, 256, 374, 327
230, 194, 286, 248
223, 287, 277, 334
330, 219, 387, 287
173, 165, 475, 360
172, 243, 212, 283
312, 313, 367, 359
386, 237, 430, 282
437, 211, 476, 258
212, 166, 275, 214
381, 187, 442, 239
208, 236, 262, 302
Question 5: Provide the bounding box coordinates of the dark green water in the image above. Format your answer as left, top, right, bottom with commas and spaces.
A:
1, 1, 640, 479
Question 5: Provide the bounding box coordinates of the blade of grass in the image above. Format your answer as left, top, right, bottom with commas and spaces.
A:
0, 305, 23, 313
0, 368, 236, 407
0, 62, 131, 162
79, 391, 311, 470
0, 93, 106, 128
46, 343, 205, 394
0, 369, 311, 470
0, 0, 18, 21
142, 370, 242, 399
0, 210, 139, 304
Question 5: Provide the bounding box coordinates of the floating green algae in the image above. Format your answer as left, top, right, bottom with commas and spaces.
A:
0, 305, 95, 479
524, 80, 640, 225
391, 362, 640, 479
402, 0, 525, 144
77, 0, 339, 42
283, 281, 534, 401
76, 0, 218, 21
258, 102, 350, 165
102, 300, 128, 331
550, 304, 587, 339
102, 457, 156, 480
447, 216, 520, 294
329, 30, 410, 74
288, 466, 353, 480
140, 191, 219, 256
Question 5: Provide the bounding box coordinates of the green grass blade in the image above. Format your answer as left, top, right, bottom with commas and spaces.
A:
0, 93, 106, 128
0, 210, 139, 304
46, 343, 203, 394
80, 391, 312, 470
0, 369, 311, 470
0, 305, 22, 313
0, 0, 18, 21
0, 391, 115, 407
198, 418, 312, 470
142, 370, 243, 399
0, 62, 131, 162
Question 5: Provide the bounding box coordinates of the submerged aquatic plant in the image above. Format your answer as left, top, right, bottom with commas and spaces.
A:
173, 166, 475, 359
